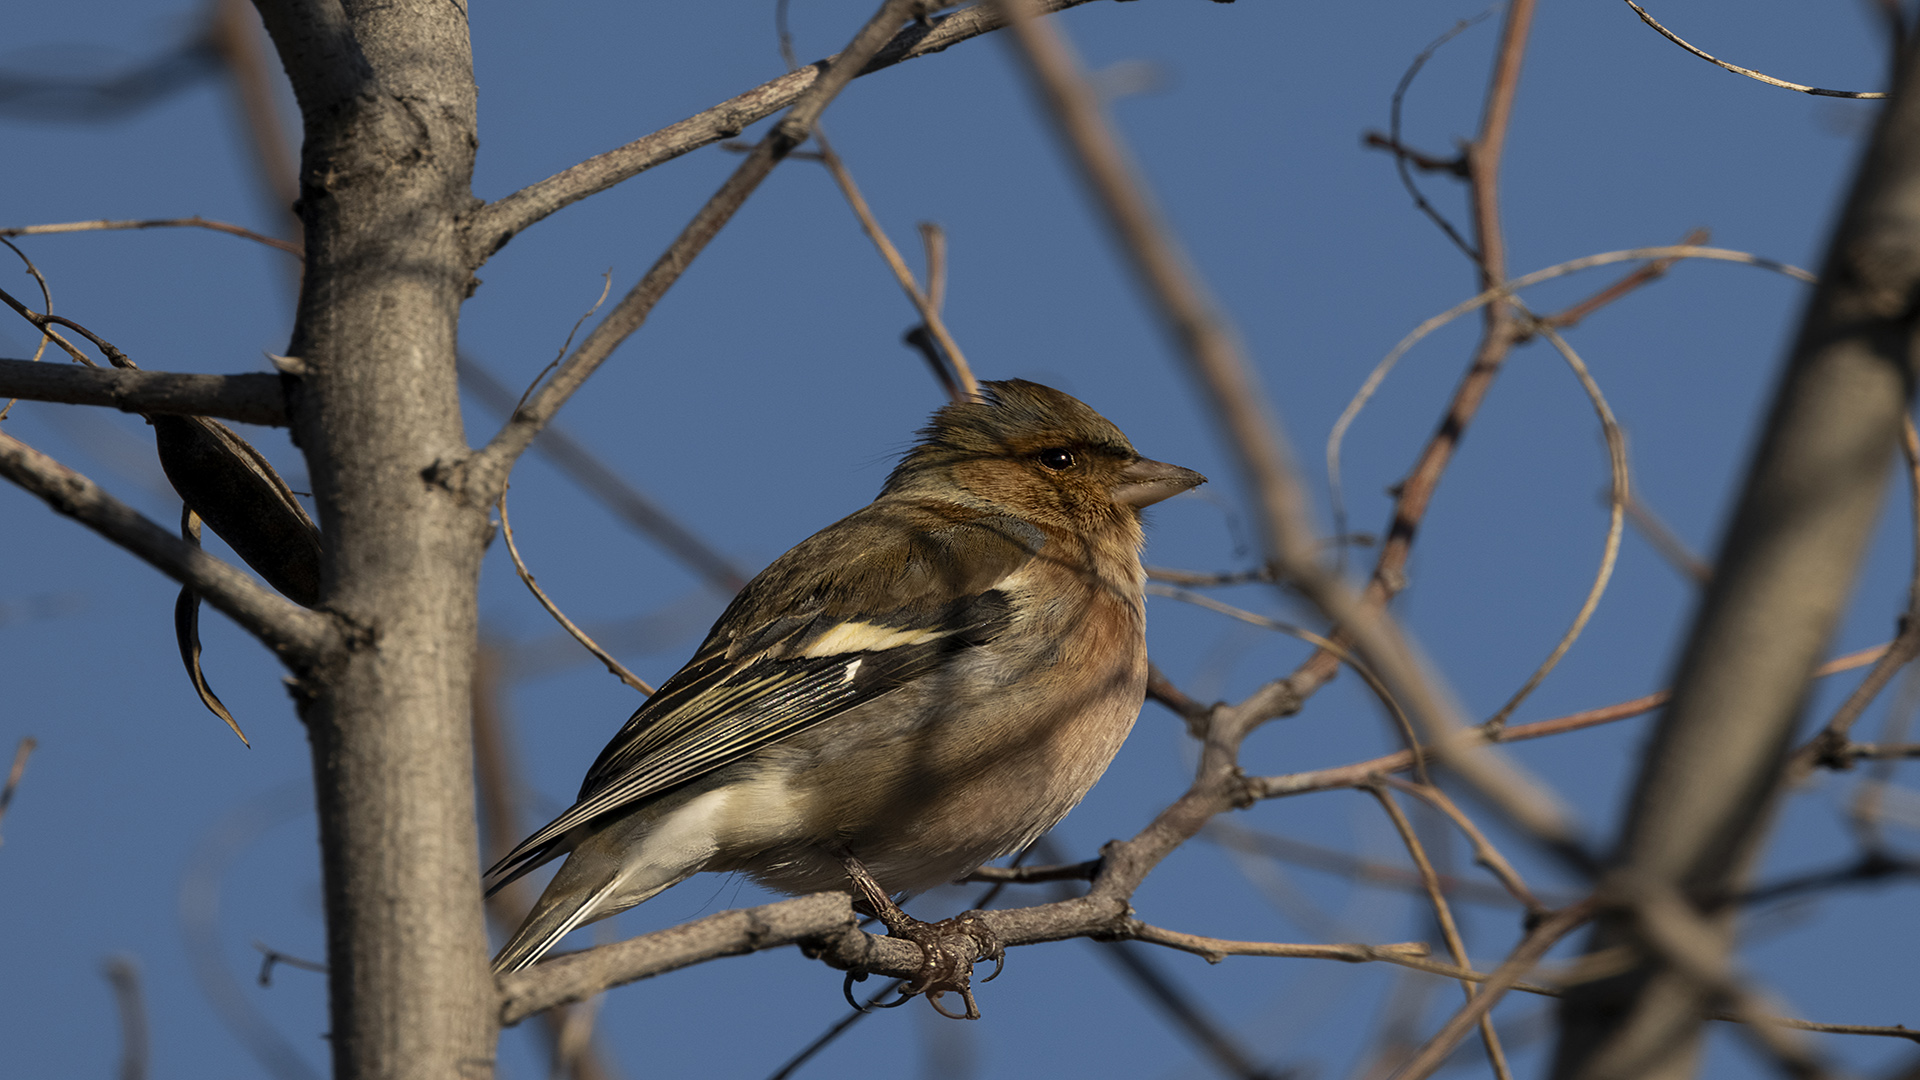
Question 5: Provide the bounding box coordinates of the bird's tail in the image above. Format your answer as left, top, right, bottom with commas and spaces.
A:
491, 872, 621, 974
489, 814, 705, 973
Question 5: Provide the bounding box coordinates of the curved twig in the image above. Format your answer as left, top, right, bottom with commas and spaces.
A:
1327, 245, 1813, 544
1482, 310, 1629, 731
497, 493, 653, 696
1621, 1, 1887, 99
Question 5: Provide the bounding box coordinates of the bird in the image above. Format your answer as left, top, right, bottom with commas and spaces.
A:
486, 379, 1205, 976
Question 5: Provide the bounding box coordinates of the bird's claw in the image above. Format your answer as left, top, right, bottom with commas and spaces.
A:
888, 910, 1000, 1020
841, 854, 1003, 1018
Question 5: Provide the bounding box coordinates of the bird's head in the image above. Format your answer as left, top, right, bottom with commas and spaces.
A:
883, 379, 1206, 533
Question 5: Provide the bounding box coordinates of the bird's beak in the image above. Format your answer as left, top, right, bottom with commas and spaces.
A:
1112, 457, 1207, 508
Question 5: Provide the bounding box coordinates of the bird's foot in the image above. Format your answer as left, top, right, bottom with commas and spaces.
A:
841, 855, 1004, 1019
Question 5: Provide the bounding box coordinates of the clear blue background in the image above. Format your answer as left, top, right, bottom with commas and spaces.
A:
2, 2, 1915, 1078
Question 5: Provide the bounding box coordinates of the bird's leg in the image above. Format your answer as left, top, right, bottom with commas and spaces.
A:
838, 853, 1004, 1020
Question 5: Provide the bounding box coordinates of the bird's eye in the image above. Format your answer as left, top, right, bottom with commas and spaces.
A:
1037, 448, 1076, 471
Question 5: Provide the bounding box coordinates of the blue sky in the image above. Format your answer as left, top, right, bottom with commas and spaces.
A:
2, 2, 1915, 1078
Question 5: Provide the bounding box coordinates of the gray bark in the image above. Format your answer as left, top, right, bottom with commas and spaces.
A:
252, 1, 494, 1077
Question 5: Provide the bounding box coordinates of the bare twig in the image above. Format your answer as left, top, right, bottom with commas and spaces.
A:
1327, 244, 1813, 551
1208, 821, 1540, 909
252, 942, 327, 986
1253, 642, 1893, 800
458, 357, 744, 593
1372, 11, 1494, 263
0, 735, 37, 846
498, 494, 653, 696
1366, 784, 1513, 1079
463, 0, 1103, 262
810, 134, 978, 402
1395, 900, 1599, 1080
0, 357, 289, 425
1381, 778, 1544, 913
0, 216, 302, 257
103, 957, 150, 1080
1623, 491, 1713, 585
0, 428, 337, 666
1620, 0, 1887, 99
0, 237, 57, 413
1521, 227, 1711, 339
1481, 313, 1629, 732
0, 281, 96, 367
466, 0, 928, 499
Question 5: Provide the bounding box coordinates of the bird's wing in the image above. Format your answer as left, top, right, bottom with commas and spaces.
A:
483, 503, 1044, 889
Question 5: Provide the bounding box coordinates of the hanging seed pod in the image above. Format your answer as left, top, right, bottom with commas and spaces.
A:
175, 507, 248, 746
151, 415, 321, 606
152, 414, 321, 744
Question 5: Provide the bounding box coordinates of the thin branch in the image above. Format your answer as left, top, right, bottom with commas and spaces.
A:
0, 238, 56, 418
1147, 581, 1431, 784
1481, 311, 1628, 732
497, 493, 654, 696
463, 0, 1104, 262
252, 942, 328, 985
1146, 565, 1272, 587
0, 282, 99, 367
810, 133, 979, 402
1372, 11, 1493, 264
0, 427, 337, 665
1365, 785, 1514, 1080
0, 735, 38, 846
1381, 779, 1544, 913
1326, 244, 1813, 555
1623, 491, 1713, 585
1208, 821, 1542, 909
1394, 900, 1599, 1080
1621, 0, 1887, 99
1837, 741, 1920, 761
0, 357, 289, 425
464, 0, 927, 500
0, 216, 302, 257
204, 0, 303, 239
1124, 923, 1430, 966
1252, 642, 1893, 800
458, 357, 745, 594
1520, 227, 1711, 340
103, 957, 150, 1080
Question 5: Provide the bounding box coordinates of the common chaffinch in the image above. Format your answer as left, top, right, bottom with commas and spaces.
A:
488, 379, 1204, 973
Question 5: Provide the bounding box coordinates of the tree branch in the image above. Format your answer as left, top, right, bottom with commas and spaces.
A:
1554, 23, 1920, 1079
463, 0, 928, 499
461, 0, 1105, 265
0, 358, 289, 425
997, 0, 1582, 858
0, 427, 337, 665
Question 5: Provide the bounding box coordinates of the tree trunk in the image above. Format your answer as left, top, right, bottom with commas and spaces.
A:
254, 2, 495, 1076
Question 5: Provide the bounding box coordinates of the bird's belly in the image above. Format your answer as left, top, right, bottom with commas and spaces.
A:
711, 628, 1147, 897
